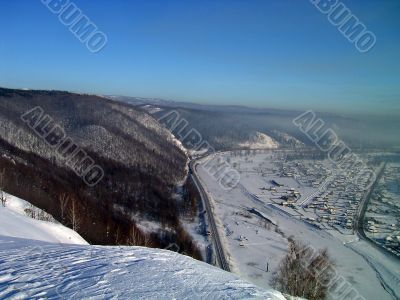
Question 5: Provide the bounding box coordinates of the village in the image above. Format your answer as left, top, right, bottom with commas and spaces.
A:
365, 163, 400, 256
230, 150, 376, 236
227, 150, 400, 258
196, 150, 400, 297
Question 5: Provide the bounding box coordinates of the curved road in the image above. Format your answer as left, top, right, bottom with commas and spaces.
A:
189, 160, 231, 272
355, 162, 399, 260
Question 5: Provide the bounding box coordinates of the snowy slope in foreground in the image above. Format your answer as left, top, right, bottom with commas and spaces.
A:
0, 236, 285, 300
0, 194, 87, 245
0, 196, 285, 299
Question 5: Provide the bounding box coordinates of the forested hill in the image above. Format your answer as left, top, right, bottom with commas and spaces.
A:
0, 87, 200, 258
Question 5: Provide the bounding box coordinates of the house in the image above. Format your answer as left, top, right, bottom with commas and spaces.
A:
346, 221, 353, 229
385, 236, 398, 247
271, 180, 283, 187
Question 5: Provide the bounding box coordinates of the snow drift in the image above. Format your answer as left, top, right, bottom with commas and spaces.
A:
0, 195, 285, 299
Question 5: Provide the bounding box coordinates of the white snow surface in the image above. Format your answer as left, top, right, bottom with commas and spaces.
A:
0, 193, 285, 299
0, 236, 285, 300
0, 193, 87, 245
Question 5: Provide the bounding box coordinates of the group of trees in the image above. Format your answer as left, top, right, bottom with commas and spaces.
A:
24, 203, 54, 222
179, 179, 199, 223
58, 193, 82, 232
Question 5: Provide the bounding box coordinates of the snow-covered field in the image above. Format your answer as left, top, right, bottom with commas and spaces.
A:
0, 192, 285, 299
197, 151, 400, 300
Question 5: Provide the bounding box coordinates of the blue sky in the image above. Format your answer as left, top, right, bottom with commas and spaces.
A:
1, 0, 399, 115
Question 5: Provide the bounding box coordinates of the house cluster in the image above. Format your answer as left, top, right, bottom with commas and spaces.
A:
277, 159, 367, 232
385, 235, 400, 248
367, 219, 400, 253
308, 185, 363, 231
364, 163, 400, 256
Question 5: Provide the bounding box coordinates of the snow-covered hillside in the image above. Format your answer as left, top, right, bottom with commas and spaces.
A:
0, 194, 285, 299
239, 132, 279, 149
0, 193, 87, 245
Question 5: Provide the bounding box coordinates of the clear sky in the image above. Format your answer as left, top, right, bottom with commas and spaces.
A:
1, 0, 399, 116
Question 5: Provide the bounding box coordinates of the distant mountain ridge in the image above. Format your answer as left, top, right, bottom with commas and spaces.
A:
109, 95, 400, 150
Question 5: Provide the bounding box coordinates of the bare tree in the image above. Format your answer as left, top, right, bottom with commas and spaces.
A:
271, 238, 334, 300
25, 203, 37, 219
58, 193, 70, 224
0, 169, 7, 207
143, 234, 153, 248
68, 197, 82, 232
0, 190, 7, 207
126, 225, 153, 247
115, 225, 121, 245
126, 226, 142, 246
37, 209, 54, 222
